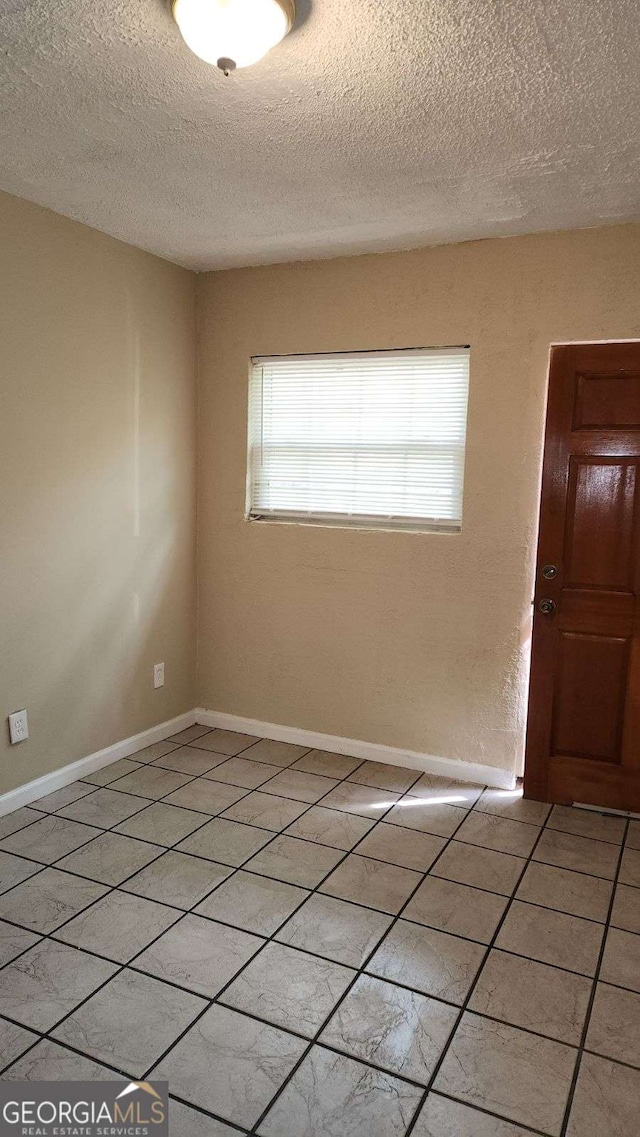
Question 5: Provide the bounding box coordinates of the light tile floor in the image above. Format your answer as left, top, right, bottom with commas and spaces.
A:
0, 727, 638, 1135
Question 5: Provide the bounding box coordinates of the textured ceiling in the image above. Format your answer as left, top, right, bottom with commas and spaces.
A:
1, 0, 639, 269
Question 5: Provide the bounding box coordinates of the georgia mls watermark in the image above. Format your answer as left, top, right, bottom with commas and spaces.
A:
0, 1081, 168, 1137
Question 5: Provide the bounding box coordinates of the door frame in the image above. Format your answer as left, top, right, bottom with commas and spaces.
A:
523, 338, 640, 806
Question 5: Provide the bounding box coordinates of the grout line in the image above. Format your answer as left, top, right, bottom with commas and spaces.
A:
0, 735, 637, 1135
246, 773, 485, 1133
134, 754, 412, 1086
402, 814, 557, 1135
168, 1090, 249, 1134
428, 1089, 551, 1137
0, 737, 377, 1105
9, 764, 629, 888
0, 818, 633, 971
2, 789, 620, 946
558, 817, 631, 1137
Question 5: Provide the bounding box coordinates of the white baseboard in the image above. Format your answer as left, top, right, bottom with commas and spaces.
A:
196, 708, 517, 790
0, 710, 198, 817
0, 705, 517, 818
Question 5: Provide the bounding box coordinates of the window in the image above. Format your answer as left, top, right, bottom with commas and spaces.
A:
247, 347, 470, 531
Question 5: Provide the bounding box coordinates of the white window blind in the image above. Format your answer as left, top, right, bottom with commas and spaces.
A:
247, 347, 470, 531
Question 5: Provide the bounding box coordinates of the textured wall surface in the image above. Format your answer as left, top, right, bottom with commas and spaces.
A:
0, 0, 638, 268
0, 191, 197, 794
197, 223, 640, 775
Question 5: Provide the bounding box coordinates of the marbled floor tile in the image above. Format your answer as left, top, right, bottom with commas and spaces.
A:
403, 877, 508, 944
81, 759, 143, 787
53, 968, 206, 1077
546, 805, 626, 845
163, 778, 248, 815
204, 757, 282, 789
257, 1044, 423, 1137
130, 740, 181, 762
366, 919, 485, 1004
533, 828, 619, 880
169, 1098, 239, 1136
619, 846, 640, 888
347, 761, 421, 794
292, 750, 362, 778
496, 901, 604, 975
151, 1004, 305, 1127
599, 927, 640, 993
566, 1052, 640, 1137
190, 729, 260, 755
177, 817, 272, 866
167, 725, 212, 745
108, 765, 194, 800
57, 831, 161, 885
57, 788, 152, 829
245, 835, 344, 888
384, 799, 468, 838
3, 1038, 121, 1080
0, 939, 117, 1031
0, 869, 108, 933
195, 871, 308, 936
221, 791, 309, 832
261, 769, 339, 804
152, 746, 229, 776
134, 914, 263, 997
412, 1093, 532, 1136
431, 841, 525, 896
320, 782, 401, 819
586, 981, 640, 1067
627, 820, 640, 850
122, 850, 231, 908
355, 823, 445, 872
610, 882, 640, 934
242, 739, 310, 766
454, 812, 540, 858
474, 788, 551, 826
434, 1012, 577, 1135
469, 949, 591, 1044
222, 941, 354, 1037
319, 853, 421, 914
0, 1018, 38, 1070
115, 802, 208, 846
284, 806, 374, 851
321, 973, 457, 1085
0, 808, 45, 841
0, 851, 42, 894
406, 774, 483, 807
55, 889, 180, 962
516, 862, 613, 923
0, 813, 101, 864
275, 893, 393, 968
31, 781, 96, 812
0, 920, 41, 967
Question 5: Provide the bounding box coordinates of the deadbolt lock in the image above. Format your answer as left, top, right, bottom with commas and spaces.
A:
542, 565, 558, 580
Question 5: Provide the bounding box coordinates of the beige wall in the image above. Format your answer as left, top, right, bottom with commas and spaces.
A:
197, 224, 640, 776
0, 191, 196, 794
2, 203, 638, 793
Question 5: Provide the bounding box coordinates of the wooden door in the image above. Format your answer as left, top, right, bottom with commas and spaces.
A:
524, 342, 640, 810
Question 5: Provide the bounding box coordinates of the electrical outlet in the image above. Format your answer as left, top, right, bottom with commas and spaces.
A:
153, 662, 165, 689
8, 709, 29, 744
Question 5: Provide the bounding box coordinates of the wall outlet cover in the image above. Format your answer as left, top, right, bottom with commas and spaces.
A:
153, 662, 165, 689
8, 709, 29, 744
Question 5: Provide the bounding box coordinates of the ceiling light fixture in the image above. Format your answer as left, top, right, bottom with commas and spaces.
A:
172, 0, 295, 74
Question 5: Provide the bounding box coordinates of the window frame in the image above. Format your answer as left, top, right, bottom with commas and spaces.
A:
245, 346, 470, 534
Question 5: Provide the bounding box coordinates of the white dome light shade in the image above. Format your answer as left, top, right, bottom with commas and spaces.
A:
172, 0, 295, 70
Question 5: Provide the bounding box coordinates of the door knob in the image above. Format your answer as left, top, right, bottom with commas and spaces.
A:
539, 598, 556, 614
